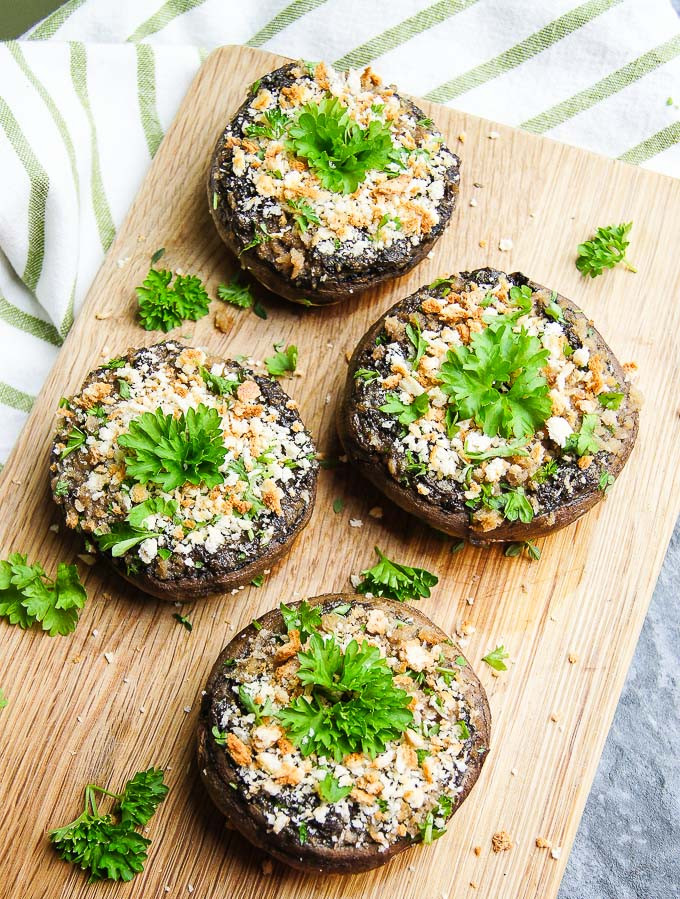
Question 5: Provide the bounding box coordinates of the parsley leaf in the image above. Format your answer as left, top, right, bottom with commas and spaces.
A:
277, 632, 413, 760
357, 547, 438, 602
286, 198, 321, 232
265, 343, 298, 377
49, 769, 167, 882
173, 613, 192, 631
118, 404, 226, 491
439, 315, 551, 439
286, 97, 404, 194
406, 321, 427, 369
419, 795, 454, 843
354, 368, 380, 382
379, 391, 430, 426
0, 554, 87, 636
61, 426, 86, 458
599, 390, 624, 410
482, 645, 509, 671
563, 413, 600, 457
199, 366, 241, 397
576, 222, 637, 278
136, 268, 210, 332
463, 437, 529, 461
244, 107, 289, 140
280, 600, 322, 643
217, 276, 254, 309
238, 684, 274, 724
317, 772, 352, 803
504, 540, 541, 561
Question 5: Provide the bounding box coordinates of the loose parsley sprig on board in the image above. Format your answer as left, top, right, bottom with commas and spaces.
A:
277, 632, 413, 760
439, 314, 551, 439
136, 268, 210, 332
0, 554, 87, 636
217, 276, 255, 309
50, 768, 168, 882
286, 97, 404, 194
575, 222, 637, 278
118, 405, 226, 491
357, 547, 438, 602
265, 343, 298, 377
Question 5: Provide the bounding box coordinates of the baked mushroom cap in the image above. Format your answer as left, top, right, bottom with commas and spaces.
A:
338, 268, 639, 543
208, 61, 460, 306
50, 342, 318, 600
197, 594, 490, 874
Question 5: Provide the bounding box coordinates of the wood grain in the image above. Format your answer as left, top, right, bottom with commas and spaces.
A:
0, 46, 679, 899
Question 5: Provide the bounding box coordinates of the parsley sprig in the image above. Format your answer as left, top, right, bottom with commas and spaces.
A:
0, 554, 87, 636
217, 276, 254, 309
357, 547, 438, 602
287, 97, 404, 194
576, 222, 636, 278
49, 768, 168, 882
380, 391, 430, 426
277, 633, 413, 760
136, 268, 210, 332
439, 314, 551, 439
280, 600, 322, 643
119, 405, 226, 491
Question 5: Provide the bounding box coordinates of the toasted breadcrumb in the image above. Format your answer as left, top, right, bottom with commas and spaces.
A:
491, 831, 513, 853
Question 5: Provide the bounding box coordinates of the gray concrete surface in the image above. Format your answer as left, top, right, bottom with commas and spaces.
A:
560, 518, 680, 898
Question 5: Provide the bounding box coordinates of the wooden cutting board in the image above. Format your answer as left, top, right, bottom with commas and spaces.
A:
1, 45, 679, 899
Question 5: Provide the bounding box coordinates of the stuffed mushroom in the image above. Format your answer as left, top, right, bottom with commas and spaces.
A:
338, 268, 639, 543
197, 594, 490, 873
50, 341, 318, 600
208, 61, 460, 306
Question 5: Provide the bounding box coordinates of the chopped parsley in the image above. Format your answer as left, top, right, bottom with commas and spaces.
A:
317, 772, 352, 803
406, 320, 427, 369
286, 198, 320, 232
564, 413, 600, 457
379, 391, 430, 425
217, 276, 254, 309
280, 600, 322, 643
599, 390, 624, 410
173, 613, 192, 631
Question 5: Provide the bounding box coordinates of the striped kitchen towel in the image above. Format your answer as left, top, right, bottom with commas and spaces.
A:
0, 0, 678, 462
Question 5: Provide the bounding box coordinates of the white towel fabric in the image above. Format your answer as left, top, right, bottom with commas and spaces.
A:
0, 0, 678, 461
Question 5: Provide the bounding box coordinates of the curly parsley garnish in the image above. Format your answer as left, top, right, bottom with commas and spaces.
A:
118, 405, 226, 491
277, 632, 413, 760
244, 106, 289, 140
286, 197, 321, 232
49, 768, 168, 882
576, 222, 636, 278
357, 547, 438, 602
317, 771, 352, 803
286, 97, 404, 194
0, 553, 87, 636
439, 314, 551, 439
136, 268, 210, 332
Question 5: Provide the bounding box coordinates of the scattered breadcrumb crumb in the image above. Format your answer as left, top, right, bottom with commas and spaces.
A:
349, 519, 363, 528
488, 131, 500, 139
498, 237, 513, 251
458, 132, 466, 142
103, 652, 114, 664
92, 629, 99, 637
511, 767, 518, 776
469, 198, 478, 207
49, 523, 59, 533
368, 506, 383, 519
551, 847, 562, 859
478, 239, 487, 248
536, 837, 551, 849
550, 713, 559, 723
470, 883, 478, 890
345, 350, 352, 362
568, 653, 579, 664
261, 858, 273, 875
473, 845, 482, 856
492, 831, 513, 852
466, 596, 475, 605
